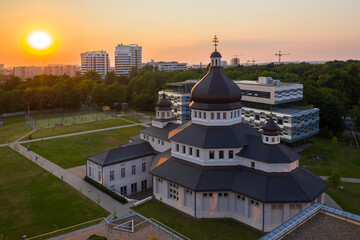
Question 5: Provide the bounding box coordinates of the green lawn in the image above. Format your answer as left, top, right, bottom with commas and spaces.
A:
25, 125, 145, 169
0, 147, 108, 239
327, 183, 360, 215
299, 138, 360, 178
29, 118, 133, 139
0, 116, 32, 144
132, 200, 264, 240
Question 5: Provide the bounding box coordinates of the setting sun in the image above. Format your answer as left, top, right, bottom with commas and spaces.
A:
27, 31, 53, 50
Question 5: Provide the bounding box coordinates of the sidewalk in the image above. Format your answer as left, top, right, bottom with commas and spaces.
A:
320, 176, 360, 183
10, 143, 133, 220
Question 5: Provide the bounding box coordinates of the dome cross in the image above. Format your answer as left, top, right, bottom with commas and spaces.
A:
213, 35, 218, 51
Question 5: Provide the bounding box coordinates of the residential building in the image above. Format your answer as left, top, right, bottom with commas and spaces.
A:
115, 43, 142, 76
14, 66, 42, 80
147, 60, 187, 71
81, 50, 110, 78
0, 64, 4, 70
235, 77, 319, 145
159, 80, 196, 124
43, 64, 80, 77
87, 43, 327, 232
231, 57, 240, 66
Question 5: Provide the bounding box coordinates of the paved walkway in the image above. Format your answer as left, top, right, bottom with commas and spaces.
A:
320, 176, 360, 183
324, 193, 342, 210
10, 142, 133, 220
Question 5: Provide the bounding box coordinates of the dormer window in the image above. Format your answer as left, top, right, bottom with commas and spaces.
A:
209, 151, 215, 159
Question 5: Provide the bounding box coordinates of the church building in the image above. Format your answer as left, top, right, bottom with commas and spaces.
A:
86, 37, 327, 232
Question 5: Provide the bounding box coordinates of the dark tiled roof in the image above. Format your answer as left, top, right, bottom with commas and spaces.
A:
263, 117, 281, 136
151, 158, 328, 203
128, 134, 140, 142
210, 51, 222, 58
190, 62, 242, 110
237, 134, 300, 163
140, 123, 180, 141
156, 93, 172, 108
170, 123, 260, 148
87, 141, 154, 167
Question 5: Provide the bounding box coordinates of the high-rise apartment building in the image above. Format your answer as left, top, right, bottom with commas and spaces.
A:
13, 66, 42, 80
13, 65, 80, 80
115, 44, 142, 76
81, 51, 109, 78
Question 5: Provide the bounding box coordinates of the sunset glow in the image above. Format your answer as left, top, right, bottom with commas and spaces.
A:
27, 31, 53, 50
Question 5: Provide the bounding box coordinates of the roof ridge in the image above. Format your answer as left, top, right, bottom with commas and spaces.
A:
291, 170, 312, 201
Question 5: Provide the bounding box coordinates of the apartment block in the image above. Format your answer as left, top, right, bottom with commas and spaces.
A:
81, 50, 110, 78
115, 44, 142, 76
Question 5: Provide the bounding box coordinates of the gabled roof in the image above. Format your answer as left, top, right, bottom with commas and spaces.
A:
237, 134, 300, 163
151, 157, 328, 203
87, 141, 154, 167
139, 122, 180, 141
170, 123, 260, 148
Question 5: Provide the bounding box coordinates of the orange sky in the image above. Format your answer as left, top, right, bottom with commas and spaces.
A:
0, 0, 359, 67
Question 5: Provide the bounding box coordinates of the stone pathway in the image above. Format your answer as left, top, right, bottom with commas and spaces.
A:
67, 165, 86, 179
321, 176, 360, 183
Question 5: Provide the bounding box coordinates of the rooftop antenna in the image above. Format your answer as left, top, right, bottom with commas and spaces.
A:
213, 35, 219, 51
275, 50, 291, 64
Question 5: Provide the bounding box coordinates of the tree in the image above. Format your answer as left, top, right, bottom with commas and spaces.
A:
104, 71, 117, 85
92, 85, 105, 107
349, 103, 360, 131
327, 169, 342, 188
79, 80, 97, 103
104, 82, 127, 110
84, 70, 102, 83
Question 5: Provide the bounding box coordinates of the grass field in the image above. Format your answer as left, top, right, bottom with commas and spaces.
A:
132, 200, 264, 240
327, 183, 360, 215
29, 118, 133, 139
0, 116, 32, 144
0, 147, 108, 239
299, 138, 360, 178
25, 125, 145, 169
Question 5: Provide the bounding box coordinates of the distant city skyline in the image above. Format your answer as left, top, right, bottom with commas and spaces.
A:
0, 0, 359, 67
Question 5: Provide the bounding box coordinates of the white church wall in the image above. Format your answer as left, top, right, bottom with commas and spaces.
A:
140, 133, 171, 152
237, 156, 298, 173
101, 155, 153, 195
87, 160, 102, 184
191, 108, 242, 126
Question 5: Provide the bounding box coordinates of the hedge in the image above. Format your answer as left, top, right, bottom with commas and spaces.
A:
84, 176, 128, 204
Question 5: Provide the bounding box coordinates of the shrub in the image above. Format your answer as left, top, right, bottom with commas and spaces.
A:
327, 168, 342, 188
84, 176, 127, 204
87, 234, 107, 240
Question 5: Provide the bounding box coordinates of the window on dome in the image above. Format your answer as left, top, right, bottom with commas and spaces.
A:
223, 112, 226, 119
195, 111, 197, 118
189, 147, 193, 155
209, 151, 215, 159
229, 150, 234, 159
266, 137, 269, 141
234, 111, 237, 118
272, 137, 275, 142
182, 146, 186, 154
217, 113, 220, 120
211, 113, 214, 119
238, 110, 240, 116
219, 151, 224, 159
176, 144, 179, 152
157, 112, 159, 117
231, 112, 233, 119
161, 112, 165, 117
203, 112, 206, 119
196, 149, 200, 158
167, 112, 170, 117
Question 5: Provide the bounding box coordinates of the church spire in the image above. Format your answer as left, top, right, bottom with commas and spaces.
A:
210, 35, 222, 67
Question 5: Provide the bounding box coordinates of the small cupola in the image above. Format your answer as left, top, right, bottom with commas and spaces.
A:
153, 93, 176, 128
210, 35, 222, 67
262, 117, 281, 144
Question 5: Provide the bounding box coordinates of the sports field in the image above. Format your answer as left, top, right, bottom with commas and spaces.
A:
27, 111, 117, 129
